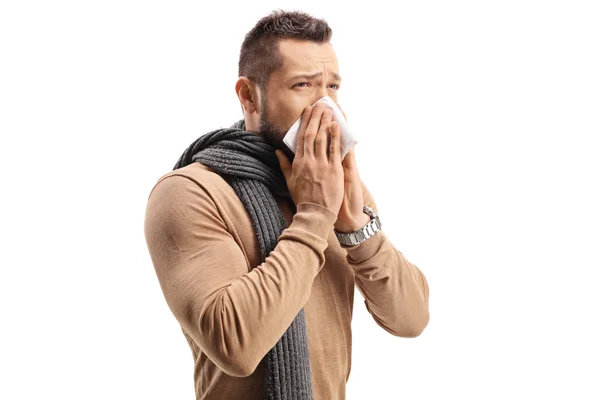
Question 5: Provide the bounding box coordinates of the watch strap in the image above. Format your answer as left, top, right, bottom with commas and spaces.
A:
334, 205, 382, 246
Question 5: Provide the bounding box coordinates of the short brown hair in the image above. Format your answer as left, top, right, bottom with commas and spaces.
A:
238, 9, 333, 94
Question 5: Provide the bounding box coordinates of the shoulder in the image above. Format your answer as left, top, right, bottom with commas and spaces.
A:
144, 161, 237, 227
147, 162, 230, 201
144, 162, 234, 235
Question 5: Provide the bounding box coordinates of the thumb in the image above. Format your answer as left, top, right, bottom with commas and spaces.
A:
275, 150, 291, 181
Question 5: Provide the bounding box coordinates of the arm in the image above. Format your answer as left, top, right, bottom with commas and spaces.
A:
343, 181, 430, 337
143, 175, 337, 377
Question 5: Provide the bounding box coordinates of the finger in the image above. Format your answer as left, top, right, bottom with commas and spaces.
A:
315, 108, 332, 160
295, 105, 313, 159
329, 121, 341, 165
275, 149, 291, 181
304, 102, 327, 158
342, 146, 357, 171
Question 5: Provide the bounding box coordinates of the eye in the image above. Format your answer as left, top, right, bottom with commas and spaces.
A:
292, 82, 340, 89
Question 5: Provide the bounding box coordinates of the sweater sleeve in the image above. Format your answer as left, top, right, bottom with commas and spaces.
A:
343, 180, 430, 337
143, 174, 337, 378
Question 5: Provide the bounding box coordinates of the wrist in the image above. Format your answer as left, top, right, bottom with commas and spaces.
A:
334, 206, 382, 247
335, 213, 371, 233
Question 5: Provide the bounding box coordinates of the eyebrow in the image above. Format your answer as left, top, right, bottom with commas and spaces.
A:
288, 71, 342, 83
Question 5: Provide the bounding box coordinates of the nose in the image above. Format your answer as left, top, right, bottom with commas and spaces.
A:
312, 87, 330, 105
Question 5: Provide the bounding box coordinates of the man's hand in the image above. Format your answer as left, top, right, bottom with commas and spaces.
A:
332, 107, 370, 233
275, 103, 345, 216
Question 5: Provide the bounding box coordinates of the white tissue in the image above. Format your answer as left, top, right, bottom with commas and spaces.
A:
282, 96, 357, 159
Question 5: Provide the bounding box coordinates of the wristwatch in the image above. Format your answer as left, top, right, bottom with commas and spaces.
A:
334, 205, 382, 247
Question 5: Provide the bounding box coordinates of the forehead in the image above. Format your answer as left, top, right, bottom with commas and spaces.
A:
276, 39, 339, 76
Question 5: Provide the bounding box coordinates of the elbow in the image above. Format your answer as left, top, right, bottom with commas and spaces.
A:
195, 295, 263, 378
399, 280, 430, 338
200, 328, 262, 378
215, 356, 260, 378
401, 318, 429, 338
393, 310, 430, 338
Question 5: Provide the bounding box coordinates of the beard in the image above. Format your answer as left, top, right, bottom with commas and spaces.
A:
257, 97, 295, 162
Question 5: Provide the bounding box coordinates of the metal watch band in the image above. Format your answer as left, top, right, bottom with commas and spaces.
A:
334, 205, 382, 246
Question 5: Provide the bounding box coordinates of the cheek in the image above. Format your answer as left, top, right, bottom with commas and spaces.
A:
273, 103, 301, 128
270, 91, 310, 127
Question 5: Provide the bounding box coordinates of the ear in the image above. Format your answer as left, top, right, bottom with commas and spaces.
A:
235, 77, 261, 114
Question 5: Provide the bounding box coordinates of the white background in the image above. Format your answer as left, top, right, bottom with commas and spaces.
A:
1, 1, 599, 399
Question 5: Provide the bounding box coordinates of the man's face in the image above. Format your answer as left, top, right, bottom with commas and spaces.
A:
257, 39, 342, 160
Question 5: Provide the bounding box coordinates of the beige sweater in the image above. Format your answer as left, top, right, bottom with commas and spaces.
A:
143, 161, 430, 399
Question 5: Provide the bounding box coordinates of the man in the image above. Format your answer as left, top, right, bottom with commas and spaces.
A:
144, 9, 429, 400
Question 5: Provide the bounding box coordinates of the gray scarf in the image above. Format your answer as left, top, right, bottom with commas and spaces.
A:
173, 119, 315, 400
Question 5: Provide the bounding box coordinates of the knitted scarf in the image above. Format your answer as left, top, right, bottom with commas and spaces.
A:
173, 119, 315, 400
